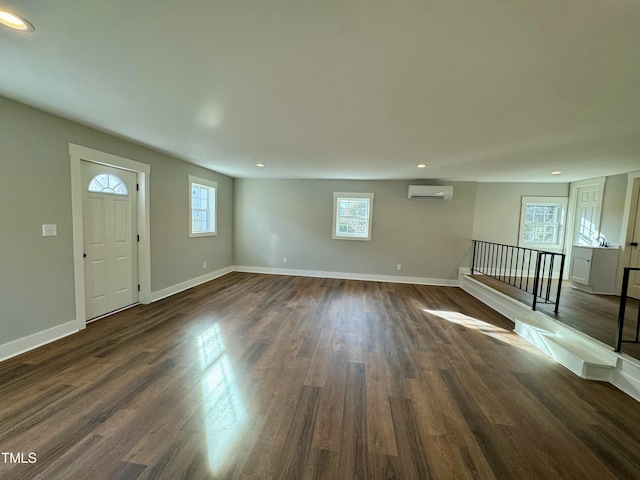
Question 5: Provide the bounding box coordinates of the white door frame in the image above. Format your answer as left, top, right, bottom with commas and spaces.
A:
617, 170, 640, 293
564, 176, 606, 279
70, 144, 151, 330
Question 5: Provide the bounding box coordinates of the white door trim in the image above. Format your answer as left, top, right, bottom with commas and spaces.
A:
70, 143, 151, 330
617, 170, 640, 293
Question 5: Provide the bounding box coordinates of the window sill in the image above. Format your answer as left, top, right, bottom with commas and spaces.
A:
189, 232, 217, 238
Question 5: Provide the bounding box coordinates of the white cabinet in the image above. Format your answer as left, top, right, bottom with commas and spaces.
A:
569, 246, 619, 294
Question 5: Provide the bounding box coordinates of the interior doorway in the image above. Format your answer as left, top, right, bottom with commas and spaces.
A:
70, 144, 151, 330
572, 181, 604, 246
564, 177, 605, 281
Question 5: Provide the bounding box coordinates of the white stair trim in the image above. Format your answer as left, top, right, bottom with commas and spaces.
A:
460, 274, 640, 402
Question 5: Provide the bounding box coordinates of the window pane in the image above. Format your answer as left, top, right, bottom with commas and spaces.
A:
190, 179, 216, 236
522, 201, 565, 245
334, 195, 372, 239
88, 173, 128, 195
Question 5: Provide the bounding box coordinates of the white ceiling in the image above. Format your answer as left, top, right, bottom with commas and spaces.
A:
1, 1, 639, 182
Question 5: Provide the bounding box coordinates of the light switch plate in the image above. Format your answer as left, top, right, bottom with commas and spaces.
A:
42, 224, 57, 237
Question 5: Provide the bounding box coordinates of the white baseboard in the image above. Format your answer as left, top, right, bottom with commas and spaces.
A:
0, 266, 458, 364
5, 266, 639, 402
233, 265, 460, 286
0, 320, 78, 363
150, 266, 234, 302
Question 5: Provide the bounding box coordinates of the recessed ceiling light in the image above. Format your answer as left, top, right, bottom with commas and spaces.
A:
0, 9, 35, 32
551, 171, 563, 175
256, 163, 265, 168
417, 164, 427, 168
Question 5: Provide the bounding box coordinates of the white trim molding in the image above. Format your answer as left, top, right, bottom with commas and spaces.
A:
332, 192, 375, 241
69, 144, 151, 330
233, 265, 460, 286
150, 266, 233, 302
616, 170, 640, 293
188, 175, 217, 238
0, 266, 458, 363
0, 321, 78, 363
565, 176, 606, 278
518, 196, 568, 251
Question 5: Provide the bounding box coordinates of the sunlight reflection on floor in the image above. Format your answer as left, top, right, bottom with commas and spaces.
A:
423, 309, 529, 348
198, 324, 247, 474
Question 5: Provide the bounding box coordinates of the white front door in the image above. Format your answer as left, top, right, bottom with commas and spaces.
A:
573, 183, 602, 246
628, 192, 640, 299
81, 161, 138, 320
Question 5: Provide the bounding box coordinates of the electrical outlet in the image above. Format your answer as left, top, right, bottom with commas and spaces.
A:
283, 257, 288, 264
396, 264, 402, 271
203, 261, 207, 268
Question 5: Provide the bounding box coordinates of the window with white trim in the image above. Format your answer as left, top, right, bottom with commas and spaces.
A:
332, 192, 374, 241
189, 175, 217, 237
519, 196, 568, 250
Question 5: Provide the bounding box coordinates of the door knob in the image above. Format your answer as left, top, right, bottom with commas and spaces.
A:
631, 242, 639, 247
83, 253, 87, 258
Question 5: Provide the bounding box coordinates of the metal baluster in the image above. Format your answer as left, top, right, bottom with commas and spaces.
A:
615, 268, 631, 352
483, 241, 488, 275
470, 243, 565, 314
544, 254, 552, 302
471, 240, 477, 274
525, 250, 532, 293
635, 300, 640, 343
503, 245, 508, 282
554, 254, 565, 313
532, 252, 542, 310
518, 248, 524, 289
546, 255, 554, 303
490, 243, 496, 278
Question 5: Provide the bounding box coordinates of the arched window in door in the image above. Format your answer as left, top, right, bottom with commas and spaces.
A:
88, 173, 129, 195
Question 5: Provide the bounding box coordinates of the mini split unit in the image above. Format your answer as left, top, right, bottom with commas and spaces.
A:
408, 185, 454, 200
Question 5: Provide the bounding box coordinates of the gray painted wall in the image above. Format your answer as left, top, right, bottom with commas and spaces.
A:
1, 93, 633, 354
0, 96, 233, 344
473, 183, 570, 245
233, 179, 476, 280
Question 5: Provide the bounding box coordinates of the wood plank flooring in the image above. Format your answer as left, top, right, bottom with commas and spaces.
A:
470, 274, 640, 359
2, 272, 640, 479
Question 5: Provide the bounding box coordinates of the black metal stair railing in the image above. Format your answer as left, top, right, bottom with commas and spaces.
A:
614, 267, 640, 352
471, 240, 566, 313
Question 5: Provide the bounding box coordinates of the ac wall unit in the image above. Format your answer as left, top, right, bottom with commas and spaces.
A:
408, 185, 453, 200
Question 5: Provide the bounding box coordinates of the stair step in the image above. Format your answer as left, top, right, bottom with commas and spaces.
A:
515, 320, 613, 379
461, 274, 640, 401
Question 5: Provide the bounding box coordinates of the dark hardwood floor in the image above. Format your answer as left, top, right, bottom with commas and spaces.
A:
2, 272, 640, 479
469, 274, 640, 359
